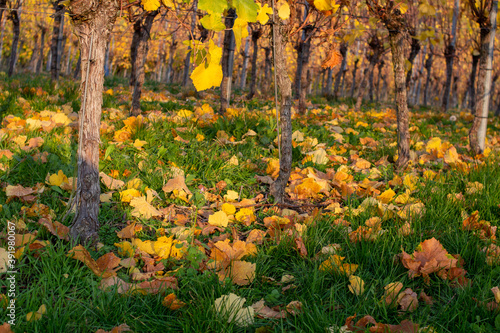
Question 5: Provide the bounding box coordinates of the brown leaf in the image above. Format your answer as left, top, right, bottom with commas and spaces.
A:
137, 276, 178, 294
419, 291, 433, 305
68, 245, 115, 278
0, 323, 14, 333
285, 301, 302, 315
95, 323, 132, 333
295, 236, 308, 257
251, 300, 287, 319
99, 277, 130, 294
38, 218, 69, 241
398, 288, 418, 312
96, 252, 121, 276
116, 223, 142, 239
322, 48, 342, 69
400, 238, 458, 283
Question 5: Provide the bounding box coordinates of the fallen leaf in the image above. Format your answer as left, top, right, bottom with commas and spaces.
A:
68, 245, 115, 278
100, 172, 125, 190
348, 275, 365, 295
162, 293, 186, 310
400, 238, 458, 283
214, 293, 255, 326
95, 324, 132, 333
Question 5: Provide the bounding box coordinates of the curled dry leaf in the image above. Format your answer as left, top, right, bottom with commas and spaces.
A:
321, 47, 342, 69
38, 218, 69, 241
345, 314, 419, 333
251, 299, 287, 319
162, 293, 186, 310
400, 238, 458, 283
95, 323, 132, 333
68, 245, 116, 278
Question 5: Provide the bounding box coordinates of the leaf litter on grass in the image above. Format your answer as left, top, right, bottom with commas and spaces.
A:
1, 82, 500, 331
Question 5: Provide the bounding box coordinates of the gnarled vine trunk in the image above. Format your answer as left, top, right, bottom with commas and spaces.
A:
442, 0, 460, 111
269, 17, 292, 203
7, 7, 21, 77
220, 8, 236, 113
50, 1, 65, 81
68, 0, 119, 245
129, 10, 158, 116
247, 28, 262, 99
469, 0, 498, 155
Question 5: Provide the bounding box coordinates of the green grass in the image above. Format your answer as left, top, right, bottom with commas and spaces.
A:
1, 75, 500, 332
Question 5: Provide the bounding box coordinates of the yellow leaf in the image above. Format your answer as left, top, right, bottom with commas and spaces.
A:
196, 133, 205, 141
127, 178, 143, 190
154, 236, 186, 259
47, 170, 68, 187
222, 203, 236, 215
313, 0, 339, 12
142, 0, 160, 11
235, 208, 256, 225
200, 13, 226, 32
26, 304, 46, 322
161, 0, 174, 8
209, 211, 229, 227
377, 189, 396, 204
348, 275, 365, 295
119, 188, 142, 203
130, 196, 162, 219
191, 40, 223, 91
114, 241, 135, 257
224, 190, 239, 202
403, 174, 418, 191
233, 18, 249, 51
278, 1, 290, 20
132, 238, 156, 255
133, 139, 147, 149
257, 3, 273, 24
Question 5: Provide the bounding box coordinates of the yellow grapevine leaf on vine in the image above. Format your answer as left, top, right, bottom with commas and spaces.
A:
233, 0, 259, 22
199, 0, 228, 14
278, 1, 290, 20
200, 13, 226, 32
191, 40, 223, 91
161, 0, 174, 9
142, 0, 160, 11
233, 18, 249, 51
314, 0, 339, 12
257, 3, 273, 24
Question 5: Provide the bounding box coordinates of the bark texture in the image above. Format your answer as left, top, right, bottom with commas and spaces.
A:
129, 10, 158, 116
333, 42, 347, 99
423, 45, 433, 106
468, 53, 480, 110
50, 1, 65, 81
469, 0, 498, 154
220, 8, 236, 113
7, 7, 20, 77
442, 0, 460, 111
389, 30, 410, 170
247, 28, 261, 98
68, 0, 119, 245
269, 20, 292, 203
